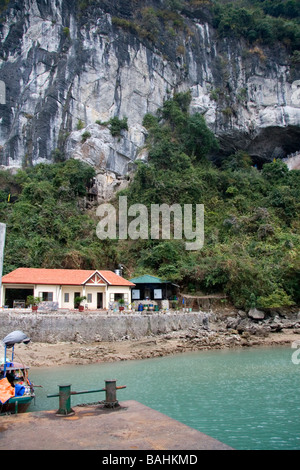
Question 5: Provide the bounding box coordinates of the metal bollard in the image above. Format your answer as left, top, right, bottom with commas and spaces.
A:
47, 380, 126, 416
56, 384, 74, 416
104, 380, 119, 408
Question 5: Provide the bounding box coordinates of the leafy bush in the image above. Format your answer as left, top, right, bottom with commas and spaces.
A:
81, 131, 91, 143
63, 27, 70, 38
257, 288, 295, 308
76, 119, 85, 130
109, 116, 128, 137
145, 91, 218, 168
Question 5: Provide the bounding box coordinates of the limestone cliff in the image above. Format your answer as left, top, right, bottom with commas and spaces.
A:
0, 0, 299, 186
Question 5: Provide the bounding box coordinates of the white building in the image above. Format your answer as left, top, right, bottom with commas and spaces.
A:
1, 268, 135, 310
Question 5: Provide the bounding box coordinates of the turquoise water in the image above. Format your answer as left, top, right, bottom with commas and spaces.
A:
30, 346, 300, 450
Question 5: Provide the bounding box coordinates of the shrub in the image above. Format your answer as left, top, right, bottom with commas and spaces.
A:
142, 113, 159, 129
109, 116, 128, 137
76, 119, 85, 130
262, 160, 289, 183
63, 27, 70, 38
257, 288, 295, 308
81, 131, 91, 143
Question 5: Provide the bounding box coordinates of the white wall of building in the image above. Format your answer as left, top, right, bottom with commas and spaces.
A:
3, 283, 132, 310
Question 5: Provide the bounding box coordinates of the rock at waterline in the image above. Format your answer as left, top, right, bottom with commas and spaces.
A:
248, 308, 265, 320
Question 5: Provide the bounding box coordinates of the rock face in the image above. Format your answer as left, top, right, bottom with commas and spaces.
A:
0, 0, 299, 182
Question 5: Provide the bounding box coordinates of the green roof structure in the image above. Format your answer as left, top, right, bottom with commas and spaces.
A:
129, 275, 167, 284
129, 274, 178, 302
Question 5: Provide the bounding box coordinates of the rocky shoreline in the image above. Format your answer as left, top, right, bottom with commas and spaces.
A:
13, 307, 300, 368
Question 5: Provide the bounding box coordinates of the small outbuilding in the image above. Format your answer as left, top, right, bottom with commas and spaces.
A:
129, 275, 178, 303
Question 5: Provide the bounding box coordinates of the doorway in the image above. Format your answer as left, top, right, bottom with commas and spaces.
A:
144, 287, 151, 299
74, 292, 81, 308
97, 293, 103, 309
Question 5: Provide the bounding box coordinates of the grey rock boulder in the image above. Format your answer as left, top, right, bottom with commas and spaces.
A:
248, 308, 265, 320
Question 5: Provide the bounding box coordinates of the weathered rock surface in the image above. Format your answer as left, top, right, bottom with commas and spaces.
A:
248, 308, 265, 320
0, 0, 299, 184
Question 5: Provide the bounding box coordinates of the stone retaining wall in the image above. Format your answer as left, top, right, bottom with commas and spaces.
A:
0, 311, 209, 343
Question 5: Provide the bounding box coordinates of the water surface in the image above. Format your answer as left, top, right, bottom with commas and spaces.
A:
30, 346, 300, 450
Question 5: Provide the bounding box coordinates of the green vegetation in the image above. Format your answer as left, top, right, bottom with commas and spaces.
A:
96, 116, 128, 137
26, 295, 41, 307
141, 91, 218, 171
2, 0, 297, 63
74, 295, 87, 307
1, 0, 299, 56
109, 0, 300, 58
81, 131, 91, 143
109, 117, 128, 137
1, 93, 299, 310
62, 27, 70, 38
118, 92, 300, 310
0, 159, 118, 273
0, 0, 299, 310
213, 0, 300, 51
76, 119, 85, 131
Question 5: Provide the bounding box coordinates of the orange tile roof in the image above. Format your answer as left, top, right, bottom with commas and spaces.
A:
2, 268, 135, 287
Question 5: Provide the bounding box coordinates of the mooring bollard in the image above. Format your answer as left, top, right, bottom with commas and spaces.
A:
104, 380, 118, 408
57, 384, 74, 416
47, 380, 126, 416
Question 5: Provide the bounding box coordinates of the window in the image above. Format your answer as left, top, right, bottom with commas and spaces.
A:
132, 289, 140, 300
87, 293, 92, 303
64, 293, 70, 303
154, 289, 163, 300
40, 292, 53, 301
115, 293, 124, 302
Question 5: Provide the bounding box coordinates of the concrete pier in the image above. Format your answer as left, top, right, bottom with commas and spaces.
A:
0, 401, 233, 450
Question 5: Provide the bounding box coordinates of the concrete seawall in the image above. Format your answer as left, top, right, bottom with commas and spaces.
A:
0, 311, 209, 343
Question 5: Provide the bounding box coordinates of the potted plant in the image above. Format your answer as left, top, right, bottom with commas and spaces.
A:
118, 298, 125, 312
74, 296, 87, 312
26, 295, 41, 311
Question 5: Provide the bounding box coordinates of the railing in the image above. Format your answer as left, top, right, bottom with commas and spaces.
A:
47, 379, 126, 416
